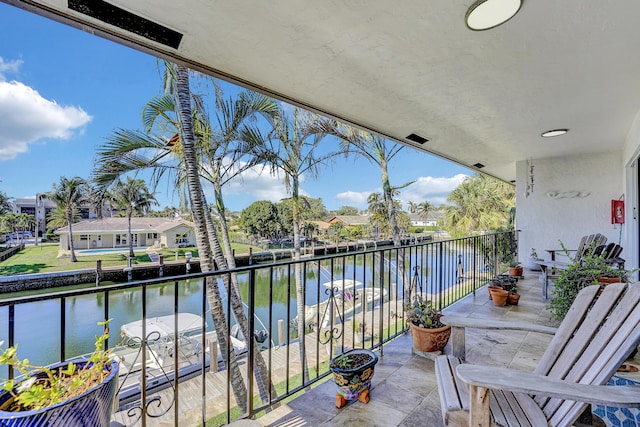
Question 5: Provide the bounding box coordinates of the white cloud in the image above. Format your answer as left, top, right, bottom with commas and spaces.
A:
0, 57, 23, 81
400, 173, 468, 206
335, 190, 375, 207
0, 79, 92, 161
225, 161, 291, 203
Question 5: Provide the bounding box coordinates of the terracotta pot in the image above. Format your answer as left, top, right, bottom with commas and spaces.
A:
487, 285, 502, 300
409, 322, 451, 352
597, 277, 621, 284
507, 293, 520, 305
508, 266, 523, 277
490, 288, 509, 306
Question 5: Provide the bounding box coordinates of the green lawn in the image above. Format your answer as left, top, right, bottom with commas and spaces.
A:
0, 242, 260, 276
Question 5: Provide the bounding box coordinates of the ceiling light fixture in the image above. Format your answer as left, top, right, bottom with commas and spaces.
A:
541, 129, 569, 138
465, 0, 522, 31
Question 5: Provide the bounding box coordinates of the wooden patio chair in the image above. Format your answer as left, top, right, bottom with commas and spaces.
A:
545, 233, 607, 263
435, 283, 640, 427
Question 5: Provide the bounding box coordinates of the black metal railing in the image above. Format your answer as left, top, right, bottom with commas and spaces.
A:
0, 231, 515, 426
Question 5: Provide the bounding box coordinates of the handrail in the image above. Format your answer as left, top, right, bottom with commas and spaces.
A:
0, 230, 516, 426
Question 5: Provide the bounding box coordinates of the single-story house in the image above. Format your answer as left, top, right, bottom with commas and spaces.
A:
326, 216, 370, 227
55, 217, 196, 252
409, 211, 443, 227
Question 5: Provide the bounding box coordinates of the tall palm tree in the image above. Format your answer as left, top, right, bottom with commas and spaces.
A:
312, 120, 413, 301
46, 177, 89, 262
108, 177, 158, 257
94, 62, 276, 408
246, 106, 336, 382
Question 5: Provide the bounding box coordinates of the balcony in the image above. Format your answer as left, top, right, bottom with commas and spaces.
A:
6, 231, 635, 426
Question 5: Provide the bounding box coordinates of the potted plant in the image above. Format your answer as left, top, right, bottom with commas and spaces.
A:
507, 286, 520, 305
329, 348, 378, 408
0, 320, 119, 426
547, 253, 634, 320
525, 248, 543, 271
405, 296, 451, 353
490, 287, 509, 306
508, 260, 523, 277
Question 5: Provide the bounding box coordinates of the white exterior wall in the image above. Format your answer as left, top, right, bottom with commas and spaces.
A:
516, 151, 624, 264
622, 110, 640, 274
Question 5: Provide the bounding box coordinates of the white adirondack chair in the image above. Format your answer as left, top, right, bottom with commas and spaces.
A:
435, 283, 640, 427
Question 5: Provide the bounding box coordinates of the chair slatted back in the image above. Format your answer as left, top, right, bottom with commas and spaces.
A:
575, 233, 607, 260
533, 283, 640, 426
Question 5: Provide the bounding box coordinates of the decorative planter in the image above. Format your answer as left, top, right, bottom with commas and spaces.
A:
508, 266, 523, 277
490, 288, 509, 306
330, 348, 378, 408
507, 293, 521, 305
409, 322, 451, 353
0, 360, 119, 427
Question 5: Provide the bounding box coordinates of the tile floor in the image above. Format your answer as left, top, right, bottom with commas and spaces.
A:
255, 269, 640, 427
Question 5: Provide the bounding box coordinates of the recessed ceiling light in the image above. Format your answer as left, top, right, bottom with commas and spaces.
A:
541, 129, 569, 138
465, 0, 522, 31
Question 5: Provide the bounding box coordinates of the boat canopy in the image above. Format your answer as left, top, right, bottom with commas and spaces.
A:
121, 313, 205, 339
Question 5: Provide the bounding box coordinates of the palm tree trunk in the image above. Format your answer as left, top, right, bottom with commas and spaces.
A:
291, 181, 309, 383
128, 210, 135, 258
68, 212, 77, 262
381, 165, 407, 304
175, 65, 249, 413
203, 192, 277, 403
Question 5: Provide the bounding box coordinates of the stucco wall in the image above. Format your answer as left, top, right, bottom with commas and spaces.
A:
516, 151, 624, 263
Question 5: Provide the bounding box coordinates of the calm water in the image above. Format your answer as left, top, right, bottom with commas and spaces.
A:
0, 246, 481, 368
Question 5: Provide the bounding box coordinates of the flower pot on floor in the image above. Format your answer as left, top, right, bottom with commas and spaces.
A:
330, 348, 378, 408
508, 266, 523, 277
507, 293, 520, 305
490, 288, 509, 306
487, 285, 502, 300
409, 322, 451, 353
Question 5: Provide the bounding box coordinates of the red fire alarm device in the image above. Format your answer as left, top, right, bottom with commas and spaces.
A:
612, 200, 625, 224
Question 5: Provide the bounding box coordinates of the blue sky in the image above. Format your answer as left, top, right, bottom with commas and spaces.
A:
0, 3, 471, 213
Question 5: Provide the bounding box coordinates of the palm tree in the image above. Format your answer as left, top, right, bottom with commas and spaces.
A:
313, 120, 413, 301
108, 177, 158, 257
46, 177, 89, 262
417, 201, 434, 222
246, 106, 337, 382
407, 201, 418, 213
443, 174, 515, 237
94, 62, 276, 408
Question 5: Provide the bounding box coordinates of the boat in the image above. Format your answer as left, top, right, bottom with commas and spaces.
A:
114, 313, 247, 410
297, 280, 388, 330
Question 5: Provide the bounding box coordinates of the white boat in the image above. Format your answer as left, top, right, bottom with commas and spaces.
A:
114, 313, 247, 409
298, 280, 388, 330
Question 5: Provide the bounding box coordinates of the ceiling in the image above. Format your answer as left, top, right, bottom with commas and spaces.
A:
7, 0, 640, 182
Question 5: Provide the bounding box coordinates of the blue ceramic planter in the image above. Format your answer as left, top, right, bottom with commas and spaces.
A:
0, 360, 119, 427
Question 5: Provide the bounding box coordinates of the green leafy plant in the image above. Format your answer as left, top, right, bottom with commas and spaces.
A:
405, 296, 444, 329
530, 248, 538, 258
332, 355, 352, 369
0, 320, 114, 412
547, 252, 632, 321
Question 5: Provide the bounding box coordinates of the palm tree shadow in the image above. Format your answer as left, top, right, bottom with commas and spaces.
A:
0, 264, 47, 275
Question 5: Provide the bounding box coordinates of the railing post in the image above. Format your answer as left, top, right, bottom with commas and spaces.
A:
247, 268, 256, 417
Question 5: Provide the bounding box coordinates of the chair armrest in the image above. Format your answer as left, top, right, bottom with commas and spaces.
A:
442, 315, 556, 360
456, 364, 640, 408
441, 316, 557, 335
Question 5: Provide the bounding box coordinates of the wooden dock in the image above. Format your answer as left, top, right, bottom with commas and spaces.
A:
112, 299, 406, 426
